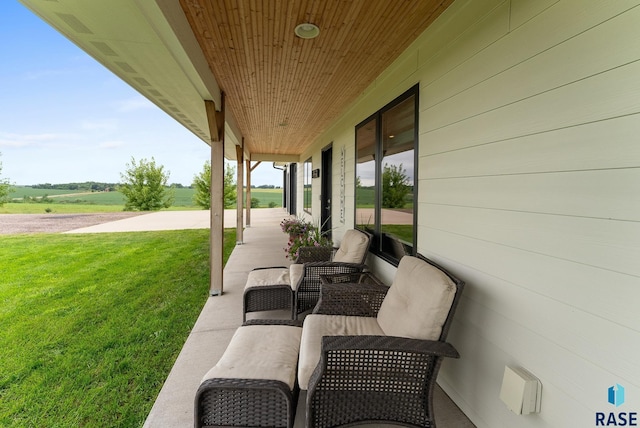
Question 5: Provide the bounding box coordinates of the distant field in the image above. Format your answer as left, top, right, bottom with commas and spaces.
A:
4, 186, 282, 213
10, 187, 90, 198
244, 188, 282, 208
0, 203, 127, 214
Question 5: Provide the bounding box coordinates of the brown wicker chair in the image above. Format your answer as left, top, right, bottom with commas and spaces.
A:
299, 254, 465, 428
243, 229, 372, 320
291, 228, 372, 318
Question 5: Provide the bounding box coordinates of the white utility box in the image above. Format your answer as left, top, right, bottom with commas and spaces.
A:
499, 365, 542, 415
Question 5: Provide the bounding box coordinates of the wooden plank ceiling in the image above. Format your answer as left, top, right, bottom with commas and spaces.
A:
180, 0, 453, 158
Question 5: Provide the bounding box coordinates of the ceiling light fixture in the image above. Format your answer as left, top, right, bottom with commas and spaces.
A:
294, 23, 320, 39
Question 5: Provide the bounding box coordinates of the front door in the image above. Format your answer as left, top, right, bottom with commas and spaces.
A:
321, 146, 332, 237
288, 163, 297, 216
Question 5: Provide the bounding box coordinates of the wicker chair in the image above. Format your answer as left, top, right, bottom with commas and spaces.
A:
243, 229, 371, 320
298, 254, 465, 428
291, 228, 372, 318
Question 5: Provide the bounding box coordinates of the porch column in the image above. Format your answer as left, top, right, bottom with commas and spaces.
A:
245, 158, 251, 227
205, 95, 225, 296
235, 142, 244, 244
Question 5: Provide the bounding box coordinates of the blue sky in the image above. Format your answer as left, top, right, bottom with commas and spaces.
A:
0, 1, 282, 187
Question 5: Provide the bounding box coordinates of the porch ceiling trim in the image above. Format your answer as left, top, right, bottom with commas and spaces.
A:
250, 154, 299, 163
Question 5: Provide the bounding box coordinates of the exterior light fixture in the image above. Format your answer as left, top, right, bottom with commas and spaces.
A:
294, 23, 320, 39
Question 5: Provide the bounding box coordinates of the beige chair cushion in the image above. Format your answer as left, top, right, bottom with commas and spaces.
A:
289, 264, 304, 291
297, 314, 384, 390
333, 229, 369, 263
377, 256, 456, 341
245, 268, 290, 290
202, 325, 302, 390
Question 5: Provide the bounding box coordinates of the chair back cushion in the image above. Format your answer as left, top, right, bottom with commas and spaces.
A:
377, 256, 456, 340
333, 229, 370, 263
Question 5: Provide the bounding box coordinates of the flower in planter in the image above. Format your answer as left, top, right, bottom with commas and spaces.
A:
281, 217, 332, 260
280, 216, 311, 237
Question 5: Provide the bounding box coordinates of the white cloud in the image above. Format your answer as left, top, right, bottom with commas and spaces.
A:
99, 140, 126, 149
81, 119, 118, 131
0, 132, 75, 148
22, 68, 71, 81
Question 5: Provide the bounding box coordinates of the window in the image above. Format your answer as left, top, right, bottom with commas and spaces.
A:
304, 158, 312, 213
355, 85, 417, 264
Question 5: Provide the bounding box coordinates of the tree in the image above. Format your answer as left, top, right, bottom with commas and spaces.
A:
192, 161, 237, 209
119, 157, 174, 211
223, 163, 237, 209
0, 153, 13, 206
382, 163, 410, 209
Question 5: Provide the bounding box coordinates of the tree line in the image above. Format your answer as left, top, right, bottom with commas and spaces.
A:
0, 152, 277, 210
31, 182, 119, 191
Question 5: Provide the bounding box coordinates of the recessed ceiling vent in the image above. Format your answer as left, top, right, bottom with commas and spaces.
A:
56, 13, 92, 34
90, 41, 118, 56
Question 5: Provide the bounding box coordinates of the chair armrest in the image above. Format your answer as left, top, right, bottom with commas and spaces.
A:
243, 319, 303, 327
320, 271, 382, 285
252, 266, 287, 270
295, 246, 333, 263
300, 262, 367, 283
313, 282, 388, 316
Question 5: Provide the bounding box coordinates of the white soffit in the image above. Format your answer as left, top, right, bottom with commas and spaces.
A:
19, 0, 240, 150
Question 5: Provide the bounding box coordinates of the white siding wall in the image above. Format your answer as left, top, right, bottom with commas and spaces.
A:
310, 0, 640, 426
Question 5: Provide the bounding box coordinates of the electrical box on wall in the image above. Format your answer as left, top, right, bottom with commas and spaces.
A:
500, 366, 542, 415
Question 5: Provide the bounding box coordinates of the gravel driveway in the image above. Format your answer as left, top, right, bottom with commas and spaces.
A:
0, 212, 144, 235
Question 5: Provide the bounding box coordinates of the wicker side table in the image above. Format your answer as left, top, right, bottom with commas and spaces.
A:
315, 272, 388, 317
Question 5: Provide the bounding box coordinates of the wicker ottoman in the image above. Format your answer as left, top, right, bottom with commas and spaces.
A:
243, 267, 294, 321
195, 321, 303, 428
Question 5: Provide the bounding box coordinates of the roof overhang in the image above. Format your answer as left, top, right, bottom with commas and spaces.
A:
19, 0, 246, 160
19, 0, 454, 164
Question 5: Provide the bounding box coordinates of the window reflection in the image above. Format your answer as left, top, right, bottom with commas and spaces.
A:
355, 86, 417, 263
380, 95, 414, 260
356, 118, 376, 232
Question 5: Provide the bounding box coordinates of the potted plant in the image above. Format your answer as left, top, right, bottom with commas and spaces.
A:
280, 216, 310, 238
281, 217, 332, 261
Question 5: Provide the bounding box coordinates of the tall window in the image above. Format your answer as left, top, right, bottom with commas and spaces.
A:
304, 158, 312, 213
355, 85, 417, 263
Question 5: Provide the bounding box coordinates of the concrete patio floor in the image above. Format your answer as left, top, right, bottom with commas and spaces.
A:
130, 208, 475, 428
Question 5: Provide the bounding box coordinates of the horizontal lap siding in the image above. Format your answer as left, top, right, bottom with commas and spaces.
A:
414, 0, 640, 427
315, 1, 640, 426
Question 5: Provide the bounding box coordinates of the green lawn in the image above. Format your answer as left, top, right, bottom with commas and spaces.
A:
0, 229, 236, 427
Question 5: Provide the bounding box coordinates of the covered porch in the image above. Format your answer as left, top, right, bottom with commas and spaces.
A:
19, 1, 640, 427
142, 208, 474, 428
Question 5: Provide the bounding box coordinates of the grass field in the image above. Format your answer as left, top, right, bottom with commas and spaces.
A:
0, 229, 236, 427
5, 186, 283, 213
244, 188, 282, 208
